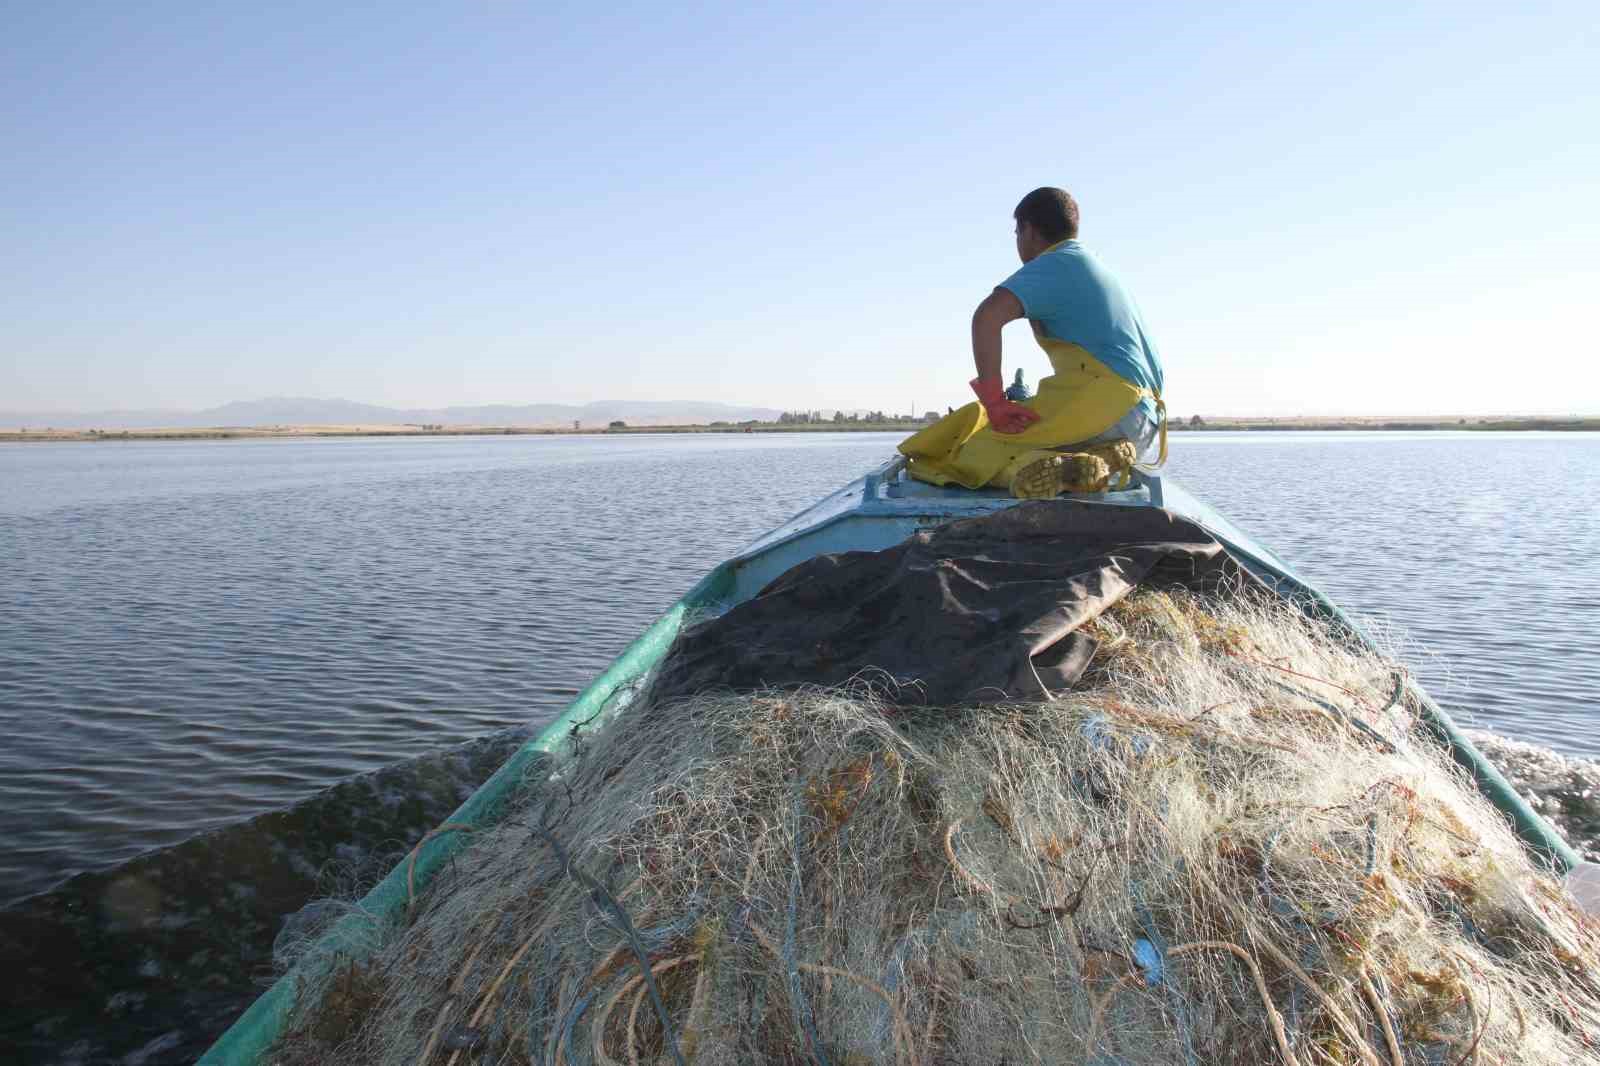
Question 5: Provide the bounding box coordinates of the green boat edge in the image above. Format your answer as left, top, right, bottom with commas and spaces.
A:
199, 464, 1578, 1064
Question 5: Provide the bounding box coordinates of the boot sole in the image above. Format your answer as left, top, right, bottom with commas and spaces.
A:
1008, 451, 1110, 499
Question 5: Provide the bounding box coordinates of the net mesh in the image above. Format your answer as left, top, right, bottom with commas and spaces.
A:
268, 589, 1600, 1066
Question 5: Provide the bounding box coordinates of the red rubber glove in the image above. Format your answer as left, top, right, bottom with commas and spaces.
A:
971, 376, 1041, 434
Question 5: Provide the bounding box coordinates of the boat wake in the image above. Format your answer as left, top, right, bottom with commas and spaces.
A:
0, 727, 531, 1066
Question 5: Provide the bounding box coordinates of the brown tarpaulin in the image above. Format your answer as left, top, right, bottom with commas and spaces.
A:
650, 501, 1261, 706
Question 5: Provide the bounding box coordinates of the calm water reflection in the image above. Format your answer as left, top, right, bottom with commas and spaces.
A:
1, 431, 1597, 906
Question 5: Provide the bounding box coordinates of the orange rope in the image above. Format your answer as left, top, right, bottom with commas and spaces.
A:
943, 819, 1001, 900
1169, 942, 1299, 1066
588, 954, 696, 1066
1360, 966, 1403, 1066
745, 919, 914, 1066
445, 928, 540, 1066
406, 822, 473, 908
417, 933, 491, 1064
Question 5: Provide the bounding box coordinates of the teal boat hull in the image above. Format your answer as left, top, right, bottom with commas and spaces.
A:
199, 460, 1577, 1064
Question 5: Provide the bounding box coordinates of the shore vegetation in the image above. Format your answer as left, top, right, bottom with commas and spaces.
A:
5, 415, 1596, 444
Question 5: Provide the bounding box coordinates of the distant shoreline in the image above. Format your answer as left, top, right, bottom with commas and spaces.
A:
0, 422, 923, 442
1, 415, 1597, 443
1170, 416, 1600, 432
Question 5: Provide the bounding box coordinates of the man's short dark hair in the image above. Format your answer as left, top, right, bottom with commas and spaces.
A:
1013, 187, 1080, 242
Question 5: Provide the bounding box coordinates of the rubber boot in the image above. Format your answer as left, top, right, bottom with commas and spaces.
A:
1081, 439, 1138, 490
1008, 450, 1111, 499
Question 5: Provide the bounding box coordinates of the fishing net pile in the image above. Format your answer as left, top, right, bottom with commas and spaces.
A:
269, 589, 1600, 1065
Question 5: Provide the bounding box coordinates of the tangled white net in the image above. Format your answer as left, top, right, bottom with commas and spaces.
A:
270, 589, 1600, 1065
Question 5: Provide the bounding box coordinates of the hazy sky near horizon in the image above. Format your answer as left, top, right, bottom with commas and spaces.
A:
4, 2, 1596, 417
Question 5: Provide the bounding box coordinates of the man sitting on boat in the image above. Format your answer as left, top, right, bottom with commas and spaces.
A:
899, 186, 1167, 497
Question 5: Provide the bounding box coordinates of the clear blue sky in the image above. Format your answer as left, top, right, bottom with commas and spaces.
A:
3, 1, 1595, 416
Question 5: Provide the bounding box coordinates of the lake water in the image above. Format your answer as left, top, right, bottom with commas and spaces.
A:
2, 430, 1598, 1061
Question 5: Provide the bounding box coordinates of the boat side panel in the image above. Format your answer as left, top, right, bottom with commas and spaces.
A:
198, 563, 738, 1064
203, 461, 1577, 1062
1153, 480, 1577, 872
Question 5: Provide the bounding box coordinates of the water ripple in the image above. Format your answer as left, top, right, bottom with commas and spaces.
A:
1167, 432, 1600, 761
1, 431, 1597, 911
0, 434, 905, 905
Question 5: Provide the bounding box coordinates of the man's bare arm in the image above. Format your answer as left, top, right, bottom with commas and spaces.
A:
971, 287, 1025, 382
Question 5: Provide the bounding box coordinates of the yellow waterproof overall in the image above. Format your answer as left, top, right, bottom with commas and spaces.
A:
899, 332, 1166, 490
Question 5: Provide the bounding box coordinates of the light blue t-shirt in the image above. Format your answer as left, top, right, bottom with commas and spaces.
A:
997, 240, 1165, 419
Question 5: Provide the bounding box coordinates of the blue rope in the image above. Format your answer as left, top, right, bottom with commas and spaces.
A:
530, 811, 688, 1066
875, 911, 979, 1055
1364, 813, 1381, 879
1263, 675, 1396, 753
1260, 816, 1388, 1050
785, 787, 832, 1066
1083, 714, 1153, 757
559, 990, 596, 1066
540, 976, 578, 1066
743, 976, 769, 1061
527, 940, 558, 1065
621, 906, 705, 954
1132, 899, 1199, 1066
875, 927, 919, 1050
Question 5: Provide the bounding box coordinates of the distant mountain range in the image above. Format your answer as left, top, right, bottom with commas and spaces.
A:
0, 397, 788, 430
